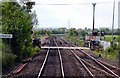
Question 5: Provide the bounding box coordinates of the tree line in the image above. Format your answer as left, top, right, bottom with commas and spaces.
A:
35, 27, 119, 36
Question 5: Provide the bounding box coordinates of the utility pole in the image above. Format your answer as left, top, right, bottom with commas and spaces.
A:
118, 1, 120, 65
92, 3, 96, 32
111, 0, 115, 43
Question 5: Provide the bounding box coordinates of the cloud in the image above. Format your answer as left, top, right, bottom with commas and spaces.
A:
32, 0, 119, 29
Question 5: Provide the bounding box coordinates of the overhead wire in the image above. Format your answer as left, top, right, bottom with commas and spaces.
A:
35, 0, 119, 5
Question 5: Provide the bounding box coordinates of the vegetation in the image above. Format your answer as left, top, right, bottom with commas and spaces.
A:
1, 0, 37, 69
68, 28, 78, 36
35, 29, 51, 36
31, 46, 40, 56
93, 43, 118, 60
65, 28, 86, 46
99, 28, 119, 35
105, 35, 118, 42
1, 0, 119, 70
35, 27, 67, 36
64, 27, 119, 60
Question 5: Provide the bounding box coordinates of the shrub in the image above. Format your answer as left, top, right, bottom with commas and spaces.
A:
106, 47, 114, 53
79, 40, 84, 46
2, 52, 17, 69
2, 43, 17, 69
31, 46, 40, 56
111, 43, 118, 50
105, 43, 118, 53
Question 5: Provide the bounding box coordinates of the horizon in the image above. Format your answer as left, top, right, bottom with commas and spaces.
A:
34, 26, 119, 30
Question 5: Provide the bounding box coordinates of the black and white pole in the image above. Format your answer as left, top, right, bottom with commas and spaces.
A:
92, 3, 96, 32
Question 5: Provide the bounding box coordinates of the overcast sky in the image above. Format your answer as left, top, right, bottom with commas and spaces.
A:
30, 0, 119, 29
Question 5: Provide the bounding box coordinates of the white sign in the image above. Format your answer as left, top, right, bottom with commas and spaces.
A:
0, 34, 13, 38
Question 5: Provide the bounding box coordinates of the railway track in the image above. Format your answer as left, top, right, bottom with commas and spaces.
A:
9, 37, 62, 77
38, 37, 99, 77
8, 36, 120, 78
37, 49, 63, 77
59, 38, 120, 78
55, 39, 94, 77
37, 37, 64, 78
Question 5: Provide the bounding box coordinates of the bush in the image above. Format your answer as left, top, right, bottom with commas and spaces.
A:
2, 52, 17, 69
111, 43, 118, 50
2, 43, 17, 69
31, 46, 40, 56
105, 43, 118, 53
106, 47, 114, 53
79, 40, 84, 46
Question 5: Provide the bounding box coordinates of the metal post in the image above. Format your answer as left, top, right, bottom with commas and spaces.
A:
119, 50, 120, 63
118, 1, 120, 66
118, 41, 120, 67
92, 3, 96, 32
111, 0, 115, 43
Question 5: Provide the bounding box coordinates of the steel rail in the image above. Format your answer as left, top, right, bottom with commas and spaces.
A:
80, 50, 120, 78
60, 39, 116, 76
79, 57, 114, 77
97, 59, 120, 70
37, 49, 50, 78
54, 39, 65, 78
61, 39, 120, 78
59, 39, 95, 78
70, 49, 95, 78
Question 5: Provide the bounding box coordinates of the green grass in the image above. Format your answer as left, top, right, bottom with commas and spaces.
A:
93, 50, 118, 61
92, 43, 118, 61
101, 35, 118, 42
79, 40, 84, 46
51, 34, 66, 36
65, 35, 118, 61
65, 35, 84, 46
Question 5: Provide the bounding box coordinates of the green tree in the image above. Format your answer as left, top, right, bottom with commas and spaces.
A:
58, 27, 67, 34
68, 28, 78, 36
2, 1, 35, 61
99, 28, 112, 35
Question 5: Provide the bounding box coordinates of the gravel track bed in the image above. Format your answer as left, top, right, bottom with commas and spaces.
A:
15, 49, 47, 77
60, 38, 119, 77
60, 49, 89, 76
10, 36, 120, 77
42, 49, 61, 77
